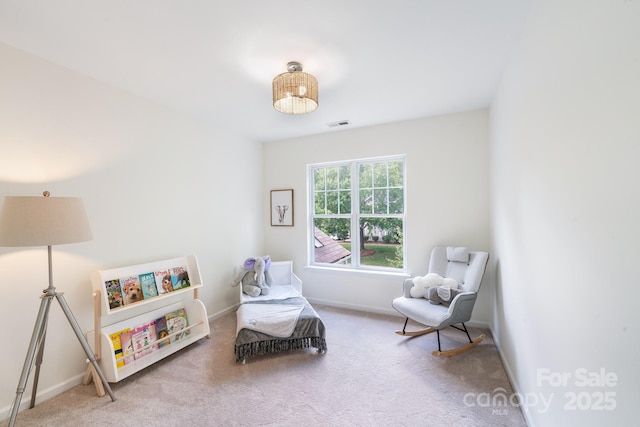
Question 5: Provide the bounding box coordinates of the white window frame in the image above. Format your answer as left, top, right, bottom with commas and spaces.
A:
307, 154, 406, 272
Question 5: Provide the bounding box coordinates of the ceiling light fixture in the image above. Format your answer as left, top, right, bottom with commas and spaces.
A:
272, 61, 318, 114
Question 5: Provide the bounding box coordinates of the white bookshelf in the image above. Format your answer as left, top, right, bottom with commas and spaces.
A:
86, 255, 210, 383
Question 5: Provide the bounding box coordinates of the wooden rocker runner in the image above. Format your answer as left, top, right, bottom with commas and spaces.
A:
392, 246, 489, 357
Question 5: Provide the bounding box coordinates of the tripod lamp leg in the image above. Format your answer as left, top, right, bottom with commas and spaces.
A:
9, 295, 54, 427
55, 293, 116, 402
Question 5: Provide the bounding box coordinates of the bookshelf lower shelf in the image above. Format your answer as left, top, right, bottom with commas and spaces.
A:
87, 298, 210, 383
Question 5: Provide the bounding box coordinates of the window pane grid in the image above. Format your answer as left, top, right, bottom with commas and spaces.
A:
313, 165, 353, 215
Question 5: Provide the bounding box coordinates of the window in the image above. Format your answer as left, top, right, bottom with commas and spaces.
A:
309, 155, 405, 271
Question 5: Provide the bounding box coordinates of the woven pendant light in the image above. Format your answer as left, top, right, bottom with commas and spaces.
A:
272, 61, 318, 114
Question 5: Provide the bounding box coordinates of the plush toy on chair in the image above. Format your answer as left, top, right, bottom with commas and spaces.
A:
409, 273, 459, 299
410, 273, 439, 298
428, 286, 462, 306
231, 256, 274, 297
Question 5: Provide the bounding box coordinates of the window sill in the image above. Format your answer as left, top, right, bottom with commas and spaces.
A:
304, 265, 410, 279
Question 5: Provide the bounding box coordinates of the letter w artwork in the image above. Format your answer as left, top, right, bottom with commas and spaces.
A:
271, 190, 294, 226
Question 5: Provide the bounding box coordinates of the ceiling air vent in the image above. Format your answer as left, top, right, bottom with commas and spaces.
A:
326, 120, 351, 128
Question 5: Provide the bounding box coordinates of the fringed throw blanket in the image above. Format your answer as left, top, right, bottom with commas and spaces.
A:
236, 303, 304, 338
235, 297, 327, 363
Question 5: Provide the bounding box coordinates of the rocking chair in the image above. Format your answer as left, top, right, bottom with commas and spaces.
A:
392, 246, 489, 357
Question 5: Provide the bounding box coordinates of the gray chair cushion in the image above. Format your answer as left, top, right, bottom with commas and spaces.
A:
447, 247, 469, 262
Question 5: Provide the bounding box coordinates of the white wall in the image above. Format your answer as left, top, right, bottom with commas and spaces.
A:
264, 110, 491, 318
0, 42, 263, 417
490, 1, 640, 425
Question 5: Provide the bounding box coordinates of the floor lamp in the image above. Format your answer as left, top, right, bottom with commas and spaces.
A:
0, 192, 116, 427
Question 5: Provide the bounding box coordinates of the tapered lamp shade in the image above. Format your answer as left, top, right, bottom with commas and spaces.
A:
0, 196, 92, 247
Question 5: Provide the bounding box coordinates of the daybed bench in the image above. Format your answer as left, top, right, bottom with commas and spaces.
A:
234, 261, 327, 363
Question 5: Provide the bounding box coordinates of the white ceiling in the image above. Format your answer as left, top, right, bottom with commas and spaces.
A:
0, 0, 531, 143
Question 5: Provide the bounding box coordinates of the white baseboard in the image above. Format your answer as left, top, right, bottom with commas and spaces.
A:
0, 372, 84, 422
305, 296, 400, 317
488, 325, 536, 427
207, 304, 238, 322
306, 296, 490, 329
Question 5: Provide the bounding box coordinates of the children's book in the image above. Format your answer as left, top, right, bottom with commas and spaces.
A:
104, 279, 123, 310
154, 269, 173, 295
132, 321, 158, 360
120, 275, 145, 305
170, 266, 190, 290
109, 329, 128, 368
139, 272, 158, 299
165, 308, 189, 342
119, 329, 135, 365
155, 315, 171, 348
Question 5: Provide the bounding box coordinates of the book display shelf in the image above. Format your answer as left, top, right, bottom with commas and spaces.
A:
85, 255, 210, 386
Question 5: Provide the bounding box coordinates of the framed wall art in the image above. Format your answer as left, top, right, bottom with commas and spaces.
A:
270, 189, 294, 226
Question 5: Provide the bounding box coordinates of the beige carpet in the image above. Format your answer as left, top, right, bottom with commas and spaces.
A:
7, 305, 526, 426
